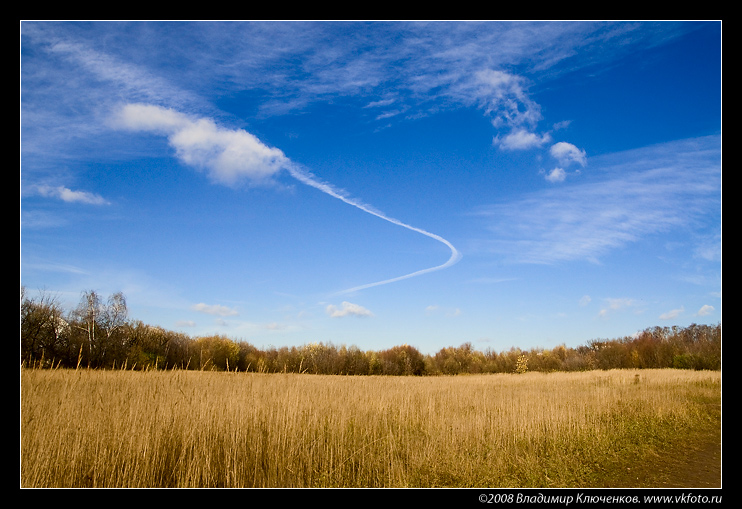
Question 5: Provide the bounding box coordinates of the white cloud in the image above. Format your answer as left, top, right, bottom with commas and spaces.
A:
495, 129, 552, 151
464, 69, 551, 153
697, 304, 714, 316
470, 69, 542, 129
112, 103, 289, 187
659, 306, 684, 320
425, 305, 461, 317
552, 120, 572, 131
35, 185, 109, 205
467, 276, 518, 285
263, 322, 285, 330
550, 141, 587, 168
544, 167, 567, 183
326, 301, 374, 318
365, 98, 397, 108
191, 303, 239, 317
112, 103, 191, 133
599, 298, 635, 318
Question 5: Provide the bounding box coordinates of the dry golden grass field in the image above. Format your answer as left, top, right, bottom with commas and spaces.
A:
20, 367, 721, 488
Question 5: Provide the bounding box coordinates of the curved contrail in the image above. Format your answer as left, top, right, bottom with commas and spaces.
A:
111, 103, 461, 294
286, 163, 462, 294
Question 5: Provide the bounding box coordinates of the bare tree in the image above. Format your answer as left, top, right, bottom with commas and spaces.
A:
100, 292, 129, 366
70, 290, 102, 367
101, 292, 128, 335
21, 287, 66, 366
69, 290, 128, 367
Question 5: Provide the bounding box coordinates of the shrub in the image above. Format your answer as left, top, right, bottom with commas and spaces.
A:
515, 354, 529, 374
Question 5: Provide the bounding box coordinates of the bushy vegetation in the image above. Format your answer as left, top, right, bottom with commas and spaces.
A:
21, 287, 721, 374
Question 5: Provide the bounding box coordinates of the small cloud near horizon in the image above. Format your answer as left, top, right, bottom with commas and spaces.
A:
191, 303, 239, 317
326, 301, 373, 318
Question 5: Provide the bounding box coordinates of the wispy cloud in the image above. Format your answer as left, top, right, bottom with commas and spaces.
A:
459, 69, 543, 132
22, 21, 711, 301
425, 305, 461, 317
191, 303, 239, 317
470, 136, 720, 265
659, 306, 684, 320
599, 298, 637, 318
22, 21, 691, 171
34, 185, 110, 205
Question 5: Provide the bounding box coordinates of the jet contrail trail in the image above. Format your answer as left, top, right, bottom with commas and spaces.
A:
285, 163, 462, 294
112, 103, 461, 294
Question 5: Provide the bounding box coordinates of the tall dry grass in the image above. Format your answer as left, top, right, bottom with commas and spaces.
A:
20, 368, 720, 488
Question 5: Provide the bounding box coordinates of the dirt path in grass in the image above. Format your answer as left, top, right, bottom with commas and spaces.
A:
649, 426, 721, 488
606, 405, 721, 489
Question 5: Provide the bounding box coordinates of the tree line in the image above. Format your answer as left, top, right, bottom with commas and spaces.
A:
21, 288, 721, 374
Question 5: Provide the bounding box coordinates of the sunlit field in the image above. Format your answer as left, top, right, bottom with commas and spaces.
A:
21, 368, 720, 488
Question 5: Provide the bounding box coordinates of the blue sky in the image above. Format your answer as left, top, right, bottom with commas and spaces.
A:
21, 21, 721, 354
